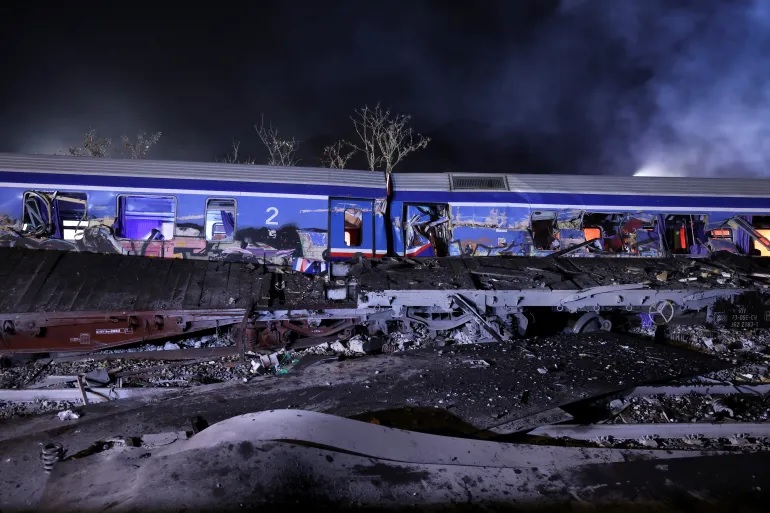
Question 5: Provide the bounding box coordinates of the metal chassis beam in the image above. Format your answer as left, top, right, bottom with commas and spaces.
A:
0, 309, 245, 354
358, 285, 748, 314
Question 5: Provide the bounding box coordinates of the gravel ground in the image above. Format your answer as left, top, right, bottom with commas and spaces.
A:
5, 319, 770, 429
557, 323, 770, 452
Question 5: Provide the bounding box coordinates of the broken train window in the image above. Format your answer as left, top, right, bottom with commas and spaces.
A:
530, 211, 557, 250
205, 198, 236, 241
21, 191, 87, 240
663, 214, 706, 254
344, 208, 363, 247
116, 195, 176, 240
404, 204, 450, 257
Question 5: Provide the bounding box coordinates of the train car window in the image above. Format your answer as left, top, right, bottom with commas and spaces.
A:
530, 211, 557, 250
344, 208, 363, 247
116, 195, 175, 240
582, 213, 624, 252
619, 214, 657, 254
205, 199, 236, 241
750, 218, 770, 256
663, 214, 706, 254
21, 191, 87, 240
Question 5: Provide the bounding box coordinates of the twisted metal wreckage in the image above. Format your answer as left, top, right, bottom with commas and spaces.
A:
1, 245, 769, 355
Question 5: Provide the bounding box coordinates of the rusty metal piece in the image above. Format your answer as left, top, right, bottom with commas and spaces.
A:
256, 319, 356, 350
0, 309, 244, 354
234, 301, 256, 362
243, 321, 258, 353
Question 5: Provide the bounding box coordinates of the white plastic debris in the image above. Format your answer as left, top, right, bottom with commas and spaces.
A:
347, 335, 366, 354
259, 353, 281, 369
163, 342, 181, 351
537, 367, 548, 375
330, 341, 346, 353
463, 359, 491, 368
57, 410, 80, 421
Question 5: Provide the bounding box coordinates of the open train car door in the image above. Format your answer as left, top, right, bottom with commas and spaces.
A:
328, 198, 374, 259
403, 203, 450, 257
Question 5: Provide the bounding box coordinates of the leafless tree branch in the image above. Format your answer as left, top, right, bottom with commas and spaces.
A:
121, 131, 162, 159
350, 103, 430, 187
350, 104, 386, 171
254, 115, 301, 166
221, 140, 256, 164
68, 129, 112, 158
321, 139, 356, 169
375, 112, 430, 175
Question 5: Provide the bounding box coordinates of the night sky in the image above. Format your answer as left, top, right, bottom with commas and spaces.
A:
2, 0, 770, 176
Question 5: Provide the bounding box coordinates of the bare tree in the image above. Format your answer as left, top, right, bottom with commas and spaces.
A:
221, 140, 256, 164
350, 103, 430, 189
321, 139, 356, 169
68, 129, 112, 158
254, 115, 301, 166
121, 131, 162, 159
351, 105, 384, 172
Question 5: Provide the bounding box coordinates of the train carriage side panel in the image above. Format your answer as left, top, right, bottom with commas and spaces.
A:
0, 153, 386, 266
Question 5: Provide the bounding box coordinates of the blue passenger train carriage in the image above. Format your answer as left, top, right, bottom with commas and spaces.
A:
390, 172, 770, 259
2, 152, 770, 267
0, 153, 388, 271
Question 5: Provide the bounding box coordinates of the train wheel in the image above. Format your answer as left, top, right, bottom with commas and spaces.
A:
566, 312, 612, 334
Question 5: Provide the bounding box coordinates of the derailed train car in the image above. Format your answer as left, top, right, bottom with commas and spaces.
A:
2, 152, 770, 353
1, 152, 770, 268
391, 173, 770, 259
0, 153, 389, 271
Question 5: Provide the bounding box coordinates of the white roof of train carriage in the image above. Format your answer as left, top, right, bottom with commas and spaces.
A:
5, 152, 770, 199
0, 152, 387, 190
392, 171, 770, 198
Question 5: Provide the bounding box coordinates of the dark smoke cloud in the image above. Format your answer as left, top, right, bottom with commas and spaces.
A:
1, 1, 768, 176
476, 0, 770, 177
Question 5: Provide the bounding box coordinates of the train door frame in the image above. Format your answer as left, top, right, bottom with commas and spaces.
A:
530, 210, 558, 252
660, 214, 707, 255
327, 197, 376, 259
402, 202, 451, 257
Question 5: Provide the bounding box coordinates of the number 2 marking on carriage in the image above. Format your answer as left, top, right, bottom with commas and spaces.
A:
265, 207, 279, 225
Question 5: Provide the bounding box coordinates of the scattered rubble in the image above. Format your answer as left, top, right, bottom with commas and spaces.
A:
4, 314, 770, 449
57, 410, 80, 421
600, 392, 770, 424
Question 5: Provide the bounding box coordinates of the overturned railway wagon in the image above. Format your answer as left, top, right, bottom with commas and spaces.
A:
2, 152, 770, 267
1, 247, 769, 355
